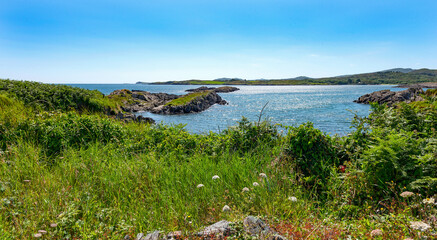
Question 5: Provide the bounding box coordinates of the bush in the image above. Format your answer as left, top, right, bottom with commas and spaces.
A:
284, 122, 340, 188
222, 117, 279, 153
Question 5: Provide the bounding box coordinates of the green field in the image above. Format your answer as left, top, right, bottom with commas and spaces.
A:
1, 79, 436, 239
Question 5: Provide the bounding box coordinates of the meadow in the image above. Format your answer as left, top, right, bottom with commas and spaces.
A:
0, 79, 436, 239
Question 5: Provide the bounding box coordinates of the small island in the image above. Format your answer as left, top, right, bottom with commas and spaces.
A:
108, 86, 238, 115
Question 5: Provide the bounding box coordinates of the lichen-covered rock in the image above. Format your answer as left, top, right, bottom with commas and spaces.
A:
196, 220, 234, 238
243, 216, 287, 240
354, 88, 424, 106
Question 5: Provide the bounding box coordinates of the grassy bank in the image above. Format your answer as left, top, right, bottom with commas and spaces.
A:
1, 80, 436, 239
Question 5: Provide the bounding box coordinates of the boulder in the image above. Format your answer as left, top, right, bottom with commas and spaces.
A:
243, 216, 287, 240
196, 220, 234, 238
354, 88, 424, 106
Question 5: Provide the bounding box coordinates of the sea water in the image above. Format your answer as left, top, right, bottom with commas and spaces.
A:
68, 84, 403, 135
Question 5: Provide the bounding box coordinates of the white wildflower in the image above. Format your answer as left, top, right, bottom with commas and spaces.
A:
253, 182, 259, 187
370, 229, 383, 237
242, 187, 250, 192
400, 191, 414, 198
288, 196, 297, 202
423, 197, 435, 204
410, 221, 431, 232
259, 173, 267, 178
197, 184, 204, 188
222, 205, 231, 212
212, 175, 220, 180
34, 233, 42, 238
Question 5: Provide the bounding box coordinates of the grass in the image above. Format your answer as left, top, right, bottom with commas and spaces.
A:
164, 91, 211, 107
0, 79, 436, 239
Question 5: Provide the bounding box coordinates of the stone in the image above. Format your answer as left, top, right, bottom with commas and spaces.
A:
354, 88, 424, 106
243, 216, 288, 240
197, 220, 234, 238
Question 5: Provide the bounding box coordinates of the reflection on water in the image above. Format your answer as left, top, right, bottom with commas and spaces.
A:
69, 84, 403, 135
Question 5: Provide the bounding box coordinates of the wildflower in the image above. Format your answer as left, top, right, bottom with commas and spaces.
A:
253, 182, 259, 187
339, 165, 346, 173
404, 238, 413, 240
37, 230, 47, 234
222, 205, 231, 212
212, 175, 220, 180
400, 191, 414, 198
288, 196, 297, 202
50, 223, 57, 228
34, 233, 42, 238
259, 173, 267, 178
197, 184, 204, 188
410, 221, 431, 232
423, 197, 435, 204
370, 229, 383, 237
242, 187, 250, 192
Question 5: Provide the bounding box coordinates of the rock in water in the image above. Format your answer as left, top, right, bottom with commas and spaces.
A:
354, 88, 424, 106
185, 86, 240, 93
150, 91, 227, 114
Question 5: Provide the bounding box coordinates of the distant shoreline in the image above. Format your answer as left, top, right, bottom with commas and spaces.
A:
136, 68, 437, 86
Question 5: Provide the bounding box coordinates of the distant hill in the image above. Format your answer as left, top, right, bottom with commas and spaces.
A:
379, 68, 415, 73
142, 68, 437, 85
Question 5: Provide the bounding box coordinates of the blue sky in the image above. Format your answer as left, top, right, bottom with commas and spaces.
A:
0, 0, 436, 83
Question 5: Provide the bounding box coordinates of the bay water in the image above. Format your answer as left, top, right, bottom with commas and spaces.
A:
69, 84, 402, 135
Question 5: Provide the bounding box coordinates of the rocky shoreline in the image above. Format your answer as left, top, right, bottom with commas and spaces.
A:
354, 88, 424, 106
396, 82, 437, 88
109, 87, 236, 118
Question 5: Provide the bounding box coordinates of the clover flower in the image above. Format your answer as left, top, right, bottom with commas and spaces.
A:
212, 175, 220, 180
400, 191, 414, 198
253, 182, 259, 187
197, 184, 204, 188
242, 187, 250, 192
222, 205, 231, 212
288, 196, 297, 202
259, 173, 267, 178
370, 229, 383, 237
410, 221, 431, 231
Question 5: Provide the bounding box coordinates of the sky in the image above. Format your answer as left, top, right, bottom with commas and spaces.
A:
0, 0, 436, 83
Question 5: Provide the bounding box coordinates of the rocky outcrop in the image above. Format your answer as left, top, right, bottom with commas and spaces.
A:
108, 89, 229, 115
150, 91, 227, 115
133, 216, 287, 240
354, 88, 424, 106
186, 86, 240, 93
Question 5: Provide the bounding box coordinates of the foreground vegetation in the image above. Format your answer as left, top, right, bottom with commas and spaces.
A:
150, 68, 437, 86
1, 80, 436, 239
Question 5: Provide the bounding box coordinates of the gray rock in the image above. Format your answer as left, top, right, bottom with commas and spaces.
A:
243, 216, 287, 240
135, 233, 145, 240
197, 220, 234, 238
136, 231, 164, 240
354, 88, 424, 106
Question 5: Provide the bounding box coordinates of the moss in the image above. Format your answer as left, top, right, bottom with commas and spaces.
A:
165, 91, 210, 107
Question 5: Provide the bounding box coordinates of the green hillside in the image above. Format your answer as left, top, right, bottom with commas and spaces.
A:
149, 68, 437, 85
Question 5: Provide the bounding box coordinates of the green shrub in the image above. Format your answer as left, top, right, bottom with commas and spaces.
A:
284, 122, 340, 188
222, 117, 279, 153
